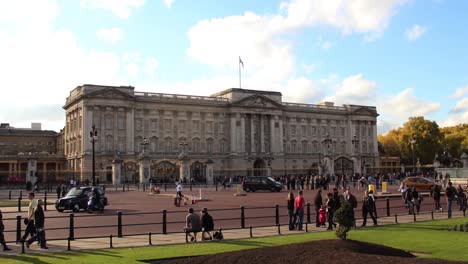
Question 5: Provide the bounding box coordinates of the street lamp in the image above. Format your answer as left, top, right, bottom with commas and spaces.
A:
89, 125, 98, 186
410, 136, 416, 174
352, 135, 361, 174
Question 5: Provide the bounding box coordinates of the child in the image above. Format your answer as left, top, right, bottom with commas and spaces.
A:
318, 205, 327, 227
0, 210, 12, 251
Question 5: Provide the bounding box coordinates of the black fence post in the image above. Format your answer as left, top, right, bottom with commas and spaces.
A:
117, 211, 123, 238
143, 184, 146, 192
413, 213, 416, 222
249, 226, 253, 238
67, 237, 71, 251
275, 204, 279, 225
127, 184, 129, 191
16, 215, 21, 243
240, 206, 245, 229
394, 214, 398, 224
148, 232, 152, 245
109, 235, 113, 248
305, 222, 308, 232
164, 183, 167, 192
386, 198, 390, 217
103, 185, 106, 193
215, 182, 218, 191
17, 196, 22, 212
277, 224, 281, 235
162, 209, 167, 235
122, 185, 125, 192
21, 240, 25, 254
19, 190, 23, 200
9, 190, 11, 200
431, 211, 434, 220
69, 213, 75, 240
44, 191, 48, 211
306, 203, 311, 224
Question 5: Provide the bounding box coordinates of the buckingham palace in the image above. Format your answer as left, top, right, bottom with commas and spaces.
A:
63, 84, 379, 185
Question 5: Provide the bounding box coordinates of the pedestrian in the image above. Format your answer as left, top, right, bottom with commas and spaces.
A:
412, 187, 423, 214
457, 185, 465, 211
21, 192, 37, 243
287, 192, 296, 230
445, 182, 457, 218
294, 191, 305, 231
314, 189, 323, 227
176, 182, 184, 199
431, 184, 442, 211
61, 186, 67, 198
325, 192, 336, 230
0, 210, 12, 251
26, 200, 47, 249
361, 190, 377, 226
201, 209, 214, 241
318, 205, 327, 227
344, 187, 358, 226
183, 208, 202, 242
56, 184, 62, 199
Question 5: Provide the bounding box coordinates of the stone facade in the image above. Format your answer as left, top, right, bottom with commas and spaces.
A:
63, 85, 379, 184
0, 123, 65, 185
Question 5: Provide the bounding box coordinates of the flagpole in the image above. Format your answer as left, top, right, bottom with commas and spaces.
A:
239, 58, 242, 88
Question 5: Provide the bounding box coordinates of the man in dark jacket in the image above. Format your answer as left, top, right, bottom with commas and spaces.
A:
314, 189, 323, 227
431, 184, 442, 211
201, 208, 214, 240
445, 182, 457, 218
26, 200, 47, 249
0, 210, 11, 251
361, 190, 377, 226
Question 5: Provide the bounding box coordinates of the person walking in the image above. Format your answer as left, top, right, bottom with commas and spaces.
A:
26, 200, 47, 249
457, 185, 465, 211
294, 191, 305, 231
445, 182, 457, 218
344, 188, 358, 226
314, 189, 323, 227
325, 192, 336, 230
21, 193, 37, 243
361, 190, 377, 226
412, 187, 423, 214
56, 184, 62, 199
431, 184, 442, 212
287, 192, 296, 230
0, 210, 11, 251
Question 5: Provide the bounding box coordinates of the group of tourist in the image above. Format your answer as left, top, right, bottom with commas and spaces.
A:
17, 192, 48, 250
183, 208, 215, 242
286, 187, 376, 231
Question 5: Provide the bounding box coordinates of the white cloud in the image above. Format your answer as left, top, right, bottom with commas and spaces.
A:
282, 77, 324, 103
96, 27, 123, 43
453, 85, 468, 98
80, 0, 145, 19
378, 88, 440, 122
324, 74, 377, 105
163, 0, 174, 8
281, 0, 408, 34
125, 63, 139, 78
317, 36, 333, 50
405, 24, 427, 41
450, 97, 468, 113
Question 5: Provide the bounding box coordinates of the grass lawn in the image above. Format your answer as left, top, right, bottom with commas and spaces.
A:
1, 218, 467, 264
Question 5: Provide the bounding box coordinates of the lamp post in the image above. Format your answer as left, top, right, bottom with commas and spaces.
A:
89, 125, 98, 186
352, 135, 360, 174
410, 136, 416, 174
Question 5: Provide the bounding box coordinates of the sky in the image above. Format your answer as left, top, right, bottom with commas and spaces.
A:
0, 0, 467, 134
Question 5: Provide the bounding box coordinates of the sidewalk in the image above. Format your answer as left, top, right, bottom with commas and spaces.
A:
0, 210, 465, 256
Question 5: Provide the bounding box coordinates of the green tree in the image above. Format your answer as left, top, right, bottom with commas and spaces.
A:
441, 124, 468, 158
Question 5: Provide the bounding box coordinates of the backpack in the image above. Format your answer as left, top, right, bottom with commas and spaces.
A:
213, 230, 224, 240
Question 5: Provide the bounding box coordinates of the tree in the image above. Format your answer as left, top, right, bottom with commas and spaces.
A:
441, 124, 468, 158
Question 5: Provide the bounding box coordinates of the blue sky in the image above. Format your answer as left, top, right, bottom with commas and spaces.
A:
0, 0, 467, 133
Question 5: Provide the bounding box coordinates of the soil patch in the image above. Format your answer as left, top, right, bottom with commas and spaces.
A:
145, 240, 468, 264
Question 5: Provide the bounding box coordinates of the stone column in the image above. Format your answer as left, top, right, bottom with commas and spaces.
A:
240, 114, 246, 153
260, 115, 265, 153
42, 162, 47, 184
126, 108, 135, 154
139, 156, 151, 184
112, 158, 123, 185
230, 113, 237, 154
279, 117, 284, 153
251, 115, 255, 153
270, 116, 276, 153
205, 160, 214, 185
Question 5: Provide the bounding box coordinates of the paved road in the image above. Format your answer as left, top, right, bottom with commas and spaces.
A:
0, 185, 454, 243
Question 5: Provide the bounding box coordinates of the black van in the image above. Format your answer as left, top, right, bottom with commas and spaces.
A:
242, 177, 283, 192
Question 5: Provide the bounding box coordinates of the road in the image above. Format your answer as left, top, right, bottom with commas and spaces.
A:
0, 184, 452, 243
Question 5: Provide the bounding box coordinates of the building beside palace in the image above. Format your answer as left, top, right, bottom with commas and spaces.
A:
0, 123, 65, 185
63, 84, 379, 184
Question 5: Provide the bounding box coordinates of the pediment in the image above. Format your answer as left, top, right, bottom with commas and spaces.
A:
352, 106, 378, 117
86, 88, 134, 100
232, 94, 282, 108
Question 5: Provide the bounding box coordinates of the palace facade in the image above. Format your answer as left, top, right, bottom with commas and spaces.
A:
63, 84, 379, 184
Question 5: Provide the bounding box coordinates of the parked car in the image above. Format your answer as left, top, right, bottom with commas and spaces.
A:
242, 177, 283, 192
402, 177, 439, 192
55, 186, 108, 212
